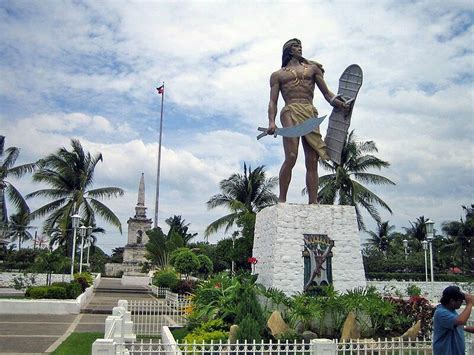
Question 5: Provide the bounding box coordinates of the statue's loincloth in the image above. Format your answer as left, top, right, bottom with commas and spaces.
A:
281, 103, 330, 160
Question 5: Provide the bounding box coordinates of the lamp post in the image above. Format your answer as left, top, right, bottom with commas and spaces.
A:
425, 219, 435, 300
70, 214, 81, 278
402, 239, 408, 260
79, 225, 87, 273
422, 240, 428, 283
86, 226, 93, 266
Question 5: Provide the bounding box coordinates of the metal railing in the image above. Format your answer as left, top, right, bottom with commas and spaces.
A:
128, 293, 191, 336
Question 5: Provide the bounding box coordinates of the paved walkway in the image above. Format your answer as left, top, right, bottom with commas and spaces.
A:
0, 277, 156, 354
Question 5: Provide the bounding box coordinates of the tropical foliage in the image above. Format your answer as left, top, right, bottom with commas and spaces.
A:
441, 205, 473, 272
205, 163, 277, 238
26, 139, 123, 254
365, 221, 397, 255
0, 136, 35, 232
304, 130, 395, 230
5, 208, 34, 250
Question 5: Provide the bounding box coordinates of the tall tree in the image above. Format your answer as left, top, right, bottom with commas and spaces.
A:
165, 215, 197, 245
403, 216, 429, 242
441, 205, 473, 272
0, 136, 35, 231
6, 208, 34, 250
365, 220, 397, 256
26, 139, 124, 255
304, 130, 395, 230
145, 226, 185, 268
205, 163, 278, 238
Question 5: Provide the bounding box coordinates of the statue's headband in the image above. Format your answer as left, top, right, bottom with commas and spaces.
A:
283, 38, 301, 51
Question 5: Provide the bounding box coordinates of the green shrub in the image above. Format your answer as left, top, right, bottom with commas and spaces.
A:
196, 254, 213, 276
26, 286, 48, 299
173, 250, 200, 276
51, 281, 82, 298
236, 314, 262, 341
66, 281, 83, 299
74, 272, 93, 291
183, 330, 228, 343
153, 270, 179, 288
46, 286, 67, 299
406, 283, 422, 297
169, 248, 191, 266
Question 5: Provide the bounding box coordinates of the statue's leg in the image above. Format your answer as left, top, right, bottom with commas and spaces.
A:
302, 137, 319, 204
279, 110, 299, 203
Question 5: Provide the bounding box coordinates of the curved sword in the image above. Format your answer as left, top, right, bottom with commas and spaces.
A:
256, 115, 326, 140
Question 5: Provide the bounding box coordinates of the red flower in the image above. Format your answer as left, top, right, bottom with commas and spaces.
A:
214, 283, 221, 289
247, 257, 258, 264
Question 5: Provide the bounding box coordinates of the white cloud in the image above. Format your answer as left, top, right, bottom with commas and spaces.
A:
1, 0, 472, 253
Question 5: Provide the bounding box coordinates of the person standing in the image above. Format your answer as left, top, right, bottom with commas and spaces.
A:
433, 285, 474, 355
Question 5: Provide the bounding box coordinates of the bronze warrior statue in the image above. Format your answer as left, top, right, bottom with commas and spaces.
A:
266, 38, 348, 204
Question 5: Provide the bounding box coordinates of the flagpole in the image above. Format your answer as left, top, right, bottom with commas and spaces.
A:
154, 82, 165, 228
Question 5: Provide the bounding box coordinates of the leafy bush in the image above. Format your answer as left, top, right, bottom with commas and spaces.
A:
172, 250, 200, 277
51, 281, 82, 299
74, 272, 93, 292
169, 248, 191, 266
236, 315, 261, 341
74, 272, 93, 285
196, 254, 213, 277
153, 270, 179, 288
46, 285, 67, 299
171, 279, 197, 295
26, 286, 48, 299
384, 296, 434, 338
406, 283, 422, 297
183, 330, 228, 343
182, 318, 228, 346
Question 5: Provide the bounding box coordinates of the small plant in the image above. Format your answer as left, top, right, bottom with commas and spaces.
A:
406, 283, 422, 297
74, 272, 92, 292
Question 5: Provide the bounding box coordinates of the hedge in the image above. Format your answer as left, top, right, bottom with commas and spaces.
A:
26, 280, 84, 299
366, 272, 474, 282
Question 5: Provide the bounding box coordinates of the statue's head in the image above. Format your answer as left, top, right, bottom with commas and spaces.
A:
282, 38, 302, 67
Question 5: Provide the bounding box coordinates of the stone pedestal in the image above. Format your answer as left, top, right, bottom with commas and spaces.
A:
252, 203, 366, 295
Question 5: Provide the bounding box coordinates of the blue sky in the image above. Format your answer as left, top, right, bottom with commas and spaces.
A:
1, 0, 473, 253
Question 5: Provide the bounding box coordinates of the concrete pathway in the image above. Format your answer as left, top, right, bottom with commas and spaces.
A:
0, 277, 156, 354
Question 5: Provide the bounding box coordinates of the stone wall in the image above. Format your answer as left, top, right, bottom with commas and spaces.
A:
0, 272, 71, 288
253, 204, 366, 295
105, 263, 142, 277
367, 280, 473, 301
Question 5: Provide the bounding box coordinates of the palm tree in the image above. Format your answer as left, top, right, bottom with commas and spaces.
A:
304, 130, 395, 230
165, 215, 197, 245
441, 205, 473, 272
365, 221, 396, 256
145, 226, 185, 267
204, 163, 278, 239
6, 208, 34, 250
403, 216, 429, 242
0, 136, 36, 231
26, 139, 124, 255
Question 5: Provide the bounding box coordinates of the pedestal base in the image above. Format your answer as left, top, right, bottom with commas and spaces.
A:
252, 203, 366, 295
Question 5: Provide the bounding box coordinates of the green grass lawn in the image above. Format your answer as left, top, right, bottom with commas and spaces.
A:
52, 332, 103, 355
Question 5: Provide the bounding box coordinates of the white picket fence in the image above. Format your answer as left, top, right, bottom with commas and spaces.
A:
150, 285, 169, 298
125, 337, 453, 355
129, 292, 192, 336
